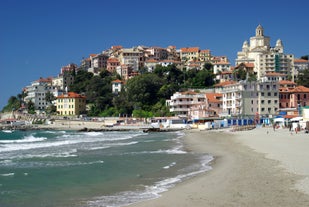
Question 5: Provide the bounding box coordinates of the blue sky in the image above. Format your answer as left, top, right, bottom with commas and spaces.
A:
1, 0, 308, 109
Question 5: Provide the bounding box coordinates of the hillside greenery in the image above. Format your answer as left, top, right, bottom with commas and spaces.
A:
68, 64, 215, 117
6, 61, 308, 117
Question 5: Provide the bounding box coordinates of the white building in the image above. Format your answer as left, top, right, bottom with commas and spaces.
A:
167, 91, 206, 117
112, 79, 123, 94
118, 48, 143, 71
220, 79, 279, 117
236, 25, 294, 80
24, 78, 60, 111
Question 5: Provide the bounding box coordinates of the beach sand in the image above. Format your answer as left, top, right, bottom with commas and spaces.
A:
128, 127, 309, 207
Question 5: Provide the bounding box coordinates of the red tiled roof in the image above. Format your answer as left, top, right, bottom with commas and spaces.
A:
37, 77, 52, 83
279, 80, 296, 85
291, 86, 309, 93
107, 58, 119, 62
280, 85, 309, 93
265, 72, 286, 77
294, 59, 309, 63
112, 79, 122, 83
181, 47, 199, 53
200, 49, 210, 53
284, 115, 298, 119
146, 59, 158, 63
57, 92, 86, 99
221, 71, 232, 74
180, 91, 198, 95
214, 80, 237, 87
206, 93, 222, 103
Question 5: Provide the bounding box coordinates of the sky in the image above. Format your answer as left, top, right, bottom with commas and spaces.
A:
1, 0, 309, 110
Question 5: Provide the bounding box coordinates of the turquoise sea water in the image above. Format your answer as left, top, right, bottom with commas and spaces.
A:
0, 130, 212, 207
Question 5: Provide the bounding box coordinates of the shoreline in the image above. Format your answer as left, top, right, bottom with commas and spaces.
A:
128, 127, 309, 207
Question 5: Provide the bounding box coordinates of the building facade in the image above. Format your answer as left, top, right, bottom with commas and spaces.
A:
167, 91, 206, 117
221, 80, 279, 117
56, 92, 86, 116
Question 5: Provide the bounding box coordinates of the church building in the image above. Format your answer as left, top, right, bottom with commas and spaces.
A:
236, 25, 295, 81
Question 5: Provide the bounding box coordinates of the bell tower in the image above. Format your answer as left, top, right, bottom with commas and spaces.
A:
256, 24, 264, 37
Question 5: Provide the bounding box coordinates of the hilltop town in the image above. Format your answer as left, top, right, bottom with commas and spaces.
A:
1, 25, 309, 128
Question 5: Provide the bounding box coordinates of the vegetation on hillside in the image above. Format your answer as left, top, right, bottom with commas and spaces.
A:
4, 58, 309, 117
67, 64, 215, 117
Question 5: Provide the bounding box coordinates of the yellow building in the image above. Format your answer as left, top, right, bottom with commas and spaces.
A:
56, 92, 86, 116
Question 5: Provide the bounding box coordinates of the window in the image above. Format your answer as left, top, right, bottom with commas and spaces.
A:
268, 100, 271, 104
268, 92, 271, 96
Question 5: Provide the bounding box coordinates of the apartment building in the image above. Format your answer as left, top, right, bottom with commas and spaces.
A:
188, 93, 222, 120
118, 47, 144, 71
52, 71, 74, 91
24, 77, 59, 111
107, 58, 120, 73
294, 58, 309, 77
56, 92, 86, 116
279, 85, 309, 109
221, 80, 279, 117
167, 91, 206, 117
180, 47, 200, 62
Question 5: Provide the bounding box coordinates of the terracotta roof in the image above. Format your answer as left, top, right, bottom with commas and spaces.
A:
279, 80, 296, 85
221, 71, 232, 74
180, 47, 199, 53
57, 92, 86, 99
265, 72, 286, 77
284, 115, 298, 119
112, 79, 122, 83
146, 59, 158, 63
291, 86, 309, 93
206, 93, 222, 103
237, 63, 254, 68
200, 49, 210, 53
214, 80, 237, 87
294, 59, 309, 63
280, 85, 309, 93
111, 45, 123, 50
37, 77, 52, 83
180, 91, 198, 95
89, 54, 97, 57
214, 61, 230, 65
107, 58, 119, 62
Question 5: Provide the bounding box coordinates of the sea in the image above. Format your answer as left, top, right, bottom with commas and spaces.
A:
0, 129, 213, 207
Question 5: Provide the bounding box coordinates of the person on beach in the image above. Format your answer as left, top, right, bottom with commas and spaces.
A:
273, 123, 276, 131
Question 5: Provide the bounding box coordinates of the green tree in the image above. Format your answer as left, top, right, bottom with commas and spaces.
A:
1, 96, 21, 112
45, 91, 55, 104
70, 70, 94, 93
233, 68, 247, 81
126, 73, 164, 110
297, 68, 309, 87
27, 100, 36, 114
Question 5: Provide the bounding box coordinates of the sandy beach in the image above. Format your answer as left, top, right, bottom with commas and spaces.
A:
128, 127, 309, 207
